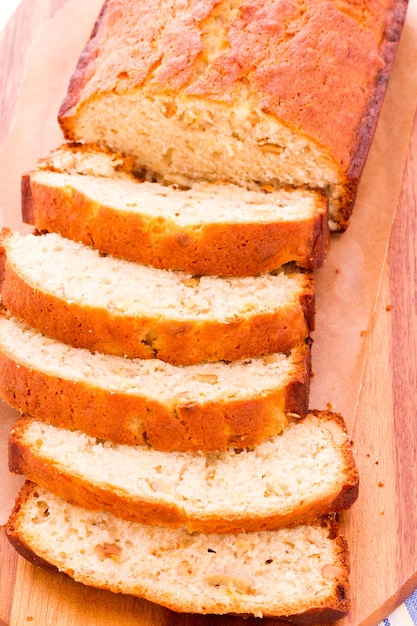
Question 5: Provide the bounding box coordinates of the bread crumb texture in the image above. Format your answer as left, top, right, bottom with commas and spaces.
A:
0, 314, 311, 451
8, 483, 350, 618
58, 0, 404, 228
0, 229, 314, 363
24, 147, 329, 274
9, 411, 358, 531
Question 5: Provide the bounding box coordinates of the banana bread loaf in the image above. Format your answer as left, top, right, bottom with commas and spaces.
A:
57, 0, 408, 230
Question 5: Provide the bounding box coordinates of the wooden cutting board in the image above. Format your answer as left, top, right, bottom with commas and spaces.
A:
1, 1, 417, 625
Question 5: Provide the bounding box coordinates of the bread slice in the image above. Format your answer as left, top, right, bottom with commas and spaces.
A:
8, 411, 359, 534
6, 481, 351, 620
0, 314, 311, 452
0, 228, 315, 365
21, 143, 329, 274
57, 0, 407, 230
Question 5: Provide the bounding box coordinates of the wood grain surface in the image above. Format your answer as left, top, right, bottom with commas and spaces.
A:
0, 1, 417, 625
338, 102, 417, 625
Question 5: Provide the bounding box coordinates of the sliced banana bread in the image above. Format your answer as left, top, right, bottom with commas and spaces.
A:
8, 411, 359, 533
0, 314, 311, 451
0, 228, 315, 365
22, 143, 329, 274
6, 482, 351, 620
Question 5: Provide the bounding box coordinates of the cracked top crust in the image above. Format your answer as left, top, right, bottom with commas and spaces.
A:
59, 0, 407, 176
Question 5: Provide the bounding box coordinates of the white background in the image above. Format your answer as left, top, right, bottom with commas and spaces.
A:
0, 1, 22, 33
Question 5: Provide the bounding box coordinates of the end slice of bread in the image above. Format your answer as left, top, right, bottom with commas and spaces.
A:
6, 481, 351, 620
8, 411, 359, 533
0, 228, 315, 365
22, 143, 329, 275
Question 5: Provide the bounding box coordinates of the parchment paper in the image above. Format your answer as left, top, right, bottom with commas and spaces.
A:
0, 0, 417, 525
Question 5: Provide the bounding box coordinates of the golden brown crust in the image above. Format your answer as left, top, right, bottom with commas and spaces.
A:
306, 410, 360, 512
0, 232, 315, 365
22, 171, 329, 274
8, 411, 359, 534
345, 0, 409, 184
58, 0, 404, 164
0, 340, 311, 452
2, 279, 314, 363
57, 0, 408, 229
334, 0, 409, 228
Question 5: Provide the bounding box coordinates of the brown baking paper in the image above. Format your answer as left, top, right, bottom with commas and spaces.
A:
0, 0, 417, 525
